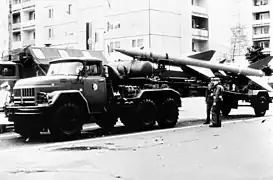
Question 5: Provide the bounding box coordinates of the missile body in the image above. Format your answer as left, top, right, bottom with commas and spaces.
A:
115, 48, 265, 77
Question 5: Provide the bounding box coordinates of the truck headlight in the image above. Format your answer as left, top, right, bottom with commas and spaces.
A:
37, 92, 48, 104
46, 92, 59, 104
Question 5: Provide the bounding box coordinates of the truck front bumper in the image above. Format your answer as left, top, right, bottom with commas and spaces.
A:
6, 104, 51, 119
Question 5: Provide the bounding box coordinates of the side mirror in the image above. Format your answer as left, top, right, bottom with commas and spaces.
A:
103, 66, 109, 78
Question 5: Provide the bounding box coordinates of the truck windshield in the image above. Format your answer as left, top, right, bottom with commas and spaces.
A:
47, 61, 84, 76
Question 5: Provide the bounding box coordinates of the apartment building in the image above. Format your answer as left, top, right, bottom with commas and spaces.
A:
11, 0, 36, 49
252, 0, 271, 54
33, 0, 210, 57
4, 0, 246, 59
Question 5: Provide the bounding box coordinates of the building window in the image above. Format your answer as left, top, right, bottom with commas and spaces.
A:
29, 11, 35, 20
68, 4, 72, 14
192, 16, 208, 30
114, 23, 120, 29
13, 32, 21, 42
254, 0, 268, 6
107, 22, 120, 31
254, 40, 270, 48
132, 39, 136, 47
132, 39, 143, 48
115, 41, 120, 49
49, 8, 53, 18
253, 26, 270, 35
255, 12, 270, 20
33, 32, 35, 40
48, 28, 53, 39
107, 22, 113, 31
12, 13, 21, 24
13, 0, 21, 5
94, 32, 99, 43
192, 42, 196, 52
109, 42, 114, 53
109, 41, 120, 52
137, 39, 143, 47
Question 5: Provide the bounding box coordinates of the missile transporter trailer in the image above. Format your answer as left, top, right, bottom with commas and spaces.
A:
220, 75, 272, 117
6, 57, 181, 140
114, 48, 273, 118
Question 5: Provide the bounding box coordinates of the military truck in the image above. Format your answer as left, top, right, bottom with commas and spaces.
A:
6, 57, 181, 140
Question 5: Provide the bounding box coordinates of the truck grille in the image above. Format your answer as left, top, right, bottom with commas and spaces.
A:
13, 88, 35, 105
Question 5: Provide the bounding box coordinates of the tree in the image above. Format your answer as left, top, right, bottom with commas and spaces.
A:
230, 23, 249, 61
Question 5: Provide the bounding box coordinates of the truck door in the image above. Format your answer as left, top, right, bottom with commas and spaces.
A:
83, 62, 107, 112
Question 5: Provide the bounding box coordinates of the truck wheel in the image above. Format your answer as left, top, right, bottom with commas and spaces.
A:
254, 96, 268, 117
120, 99, 157, 130
50, 102, 84, 140
94, 107, 118, 130
136, 99, 157, 129
157, 98, 179, 128
221, 105, 231, 117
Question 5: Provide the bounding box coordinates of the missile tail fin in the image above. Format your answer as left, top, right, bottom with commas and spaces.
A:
248, 56, 273, 69
188, 50, 216, 61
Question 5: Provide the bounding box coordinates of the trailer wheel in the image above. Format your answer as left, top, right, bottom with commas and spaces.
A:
94, 107, 118, 130
50, 102, 84, 140
157, 98, 179, 128
221, 105, 231, 117
254, 95, 268, 117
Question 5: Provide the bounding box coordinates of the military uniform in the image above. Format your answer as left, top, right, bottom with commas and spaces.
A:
210, 83, 224, 127
204, 82, 214, 124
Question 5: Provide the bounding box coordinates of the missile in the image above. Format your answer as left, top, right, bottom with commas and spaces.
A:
115, 48, 266, 77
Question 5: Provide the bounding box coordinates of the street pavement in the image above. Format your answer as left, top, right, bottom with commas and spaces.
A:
0, 97, 272, 179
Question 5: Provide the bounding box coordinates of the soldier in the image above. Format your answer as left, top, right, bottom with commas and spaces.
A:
210, 77, 224, 128
204, 78, 215, 124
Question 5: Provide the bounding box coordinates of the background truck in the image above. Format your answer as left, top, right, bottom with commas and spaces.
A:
6, 56, 182, 140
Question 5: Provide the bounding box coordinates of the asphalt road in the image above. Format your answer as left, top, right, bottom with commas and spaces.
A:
0, 97, 270, 150
0, 97, 272, 179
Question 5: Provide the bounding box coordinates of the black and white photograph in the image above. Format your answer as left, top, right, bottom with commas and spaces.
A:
0, 0, 273, 179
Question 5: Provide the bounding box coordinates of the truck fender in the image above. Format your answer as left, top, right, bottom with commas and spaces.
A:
48, 90, 91, 114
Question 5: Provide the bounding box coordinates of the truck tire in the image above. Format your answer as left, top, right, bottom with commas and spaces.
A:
136, 99, 157, 129
121, 99, 157, 130
157, 98, 179, 128
94, 107, 118, 130
221, 104, 231, 117
254, 95, 268, 117
50, 102, 84, 140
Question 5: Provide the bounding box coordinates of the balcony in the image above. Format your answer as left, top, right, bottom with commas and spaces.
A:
252, 33, 270, 40
12, 3, 21, 12
22, 39, 35, 46
192, 5, 208, 18
12, 23, 21, 30
12, 41, 22, 49
252, 19, 270, 27
192, 28, 209, 40
22, 20, 35, 30
262, 47, 270, 54
22, 0, 34, 9
252, 5, 270, 13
